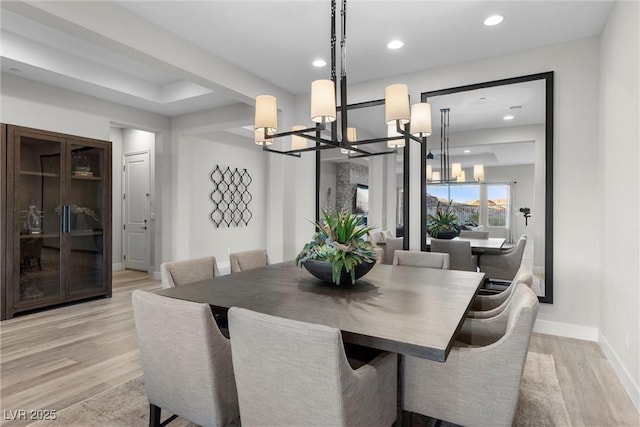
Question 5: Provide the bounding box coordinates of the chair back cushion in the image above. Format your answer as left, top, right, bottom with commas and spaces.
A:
229, 307, 348, 425
228, 307, 396, 426
402, 284, 539, 427
393, 250, 450, 269
478, 235, 528, 281
229, 249, 269, 273
132, 290, 238, 426
468, 264, 535, 317
460, 230, 489, 239
160, 256, 220, 288
430, 239, 476, 271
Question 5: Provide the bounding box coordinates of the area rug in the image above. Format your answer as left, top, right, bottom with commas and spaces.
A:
29, 352, 570, 427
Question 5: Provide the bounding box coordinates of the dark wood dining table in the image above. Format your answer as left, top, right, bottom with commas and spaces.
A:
156, 261, 485, 362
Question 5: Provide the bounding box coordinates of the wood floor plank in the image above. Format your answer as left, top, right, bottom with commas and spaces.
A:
2, 270, 638, 427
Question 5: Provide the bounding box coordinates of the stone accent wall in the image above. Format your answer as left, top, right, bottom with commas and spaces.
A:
335, 162, 368, 213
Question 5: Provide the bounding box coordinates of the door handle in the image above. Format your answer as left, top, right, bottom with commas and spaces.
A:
66, 205, 72, 232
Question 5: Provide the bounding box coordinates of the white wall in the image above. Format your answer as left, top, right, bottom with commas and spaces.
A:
484, 164, 535, 244
598, 0, 640, 410
320, 162, 336, 213
176, 135, 267, 272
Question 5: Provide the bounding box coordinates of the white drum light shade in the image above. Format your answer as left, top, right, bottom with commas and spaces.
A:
457, 170, 466, 182
255, 128, 272, 146
341, 128, 357, 154
291, 125, 307, 150
410, 103, 432, 136
452, 163, 462, 178
426, 164, 433, 180
311, 80, 337, 123
385, 84, 410, 124
474, 164, 485, 181
346, 127, 357, 142
387, 124, 405, 148
255, 95, 277, 133
340, 128, 358, 154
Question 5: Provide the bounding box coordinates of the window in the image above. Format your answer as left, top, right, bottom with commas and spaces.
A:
427, 184, 480, 227
426, 183, 511, 228
486, 185, 510, 227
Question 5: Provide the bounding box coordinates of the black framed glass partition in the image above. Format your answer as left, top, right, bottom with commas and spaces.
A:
421, 72, 553, 303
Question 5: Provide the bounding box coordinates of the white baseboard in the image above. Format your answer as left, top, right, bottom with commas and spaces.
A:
599, 332, 640, 412
152, 271, 161, 280
533, 319, 599, 341
112, 263, 124, 272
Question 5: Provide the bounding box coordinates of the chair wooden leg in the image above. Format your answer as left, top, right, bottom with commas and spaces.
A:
149, 404, 161, 427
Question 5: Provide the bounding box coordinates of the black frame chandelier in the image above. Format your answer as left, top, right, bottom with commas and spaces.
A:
254, 0, 433, 157
426, 108, 485, 183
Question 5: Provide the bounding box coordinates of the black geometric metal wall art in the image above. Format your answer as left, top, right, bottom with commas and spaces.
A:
209, 165, 253, 227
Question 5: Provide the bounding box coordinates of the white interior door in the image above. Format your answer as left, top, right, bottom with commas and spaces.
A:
123, 151, 149, 271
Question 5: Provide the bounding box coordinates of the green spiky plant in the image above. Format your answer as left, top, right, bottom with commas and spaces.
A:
295, 210, 377, 285
427, 199, 460, 237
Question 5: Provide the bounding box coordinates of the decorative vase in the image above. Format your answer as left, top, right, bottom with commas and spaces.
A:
302, 259, 376, 285
433, 230, 458, 239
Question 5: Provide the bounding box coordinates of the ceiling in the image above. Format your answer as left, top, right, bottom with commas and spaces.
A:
1, 1, 613, 119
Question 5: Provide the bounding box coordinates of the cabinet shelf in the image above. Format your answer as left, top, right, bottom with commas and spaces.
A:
69, 230, 103, 237
71, 174, 101, 181
20, 170, 60, 178
20, 233, 59, 240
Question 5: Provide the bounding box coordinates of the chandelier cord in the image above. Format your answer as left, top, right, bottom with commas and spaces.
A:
339, 0, 348, 148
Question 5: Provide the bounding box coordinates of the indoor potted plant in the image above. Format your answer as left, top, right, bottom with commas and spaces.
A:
295, 210, 377, 285
427, 200, 460, 239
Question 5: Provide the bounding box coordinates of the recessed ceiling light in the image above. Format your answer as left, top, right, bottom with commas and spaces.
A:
503, 115, 515, 121
387, 40, 404, 50
484, 15, 504, 26
312, 59, 327, 67
464, 149, 471, 154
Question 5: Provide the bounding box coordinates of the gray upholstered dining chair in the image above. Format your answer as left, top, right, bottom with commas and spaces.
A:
478, 235, 528, 281
374, 230, 403, 264
468, 265, 534, 319
393, 249, 450, 269
402, 284, 539, 427
160, 256, 220, 289
228, 307, 398, 427
132, 290, 239, 427
430, 238, 477, 271
229, 249, 269, 273
460, 230, 490, 239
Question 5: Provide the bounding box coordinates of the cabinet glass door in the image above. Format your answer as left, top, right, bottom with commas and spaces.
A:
15, 135, 64, 305
67, 144, 107, 295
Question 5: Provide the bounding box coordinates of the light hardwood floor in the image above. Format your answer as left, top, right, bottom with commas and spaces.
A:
1, 270, 638, 426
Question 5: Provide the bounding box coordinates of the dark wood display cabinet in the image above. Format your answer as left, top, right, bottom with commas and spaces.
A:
1, 125, 112, 320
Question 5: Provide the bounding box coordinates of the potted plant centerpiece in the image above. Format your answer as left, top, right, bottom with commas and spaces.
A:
296, 210, 377, 285
427, 200, 460, 239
